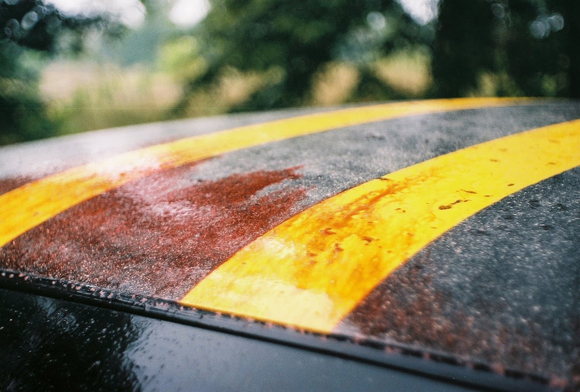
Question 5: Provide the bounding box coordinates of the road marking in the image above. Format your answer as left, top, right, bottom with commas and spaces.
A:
182, 119, 580, 333
0, 98, 523, 247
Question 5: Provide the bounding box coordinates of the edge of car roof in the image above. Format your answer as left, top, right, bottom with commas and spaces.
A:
0, 269, 558, 392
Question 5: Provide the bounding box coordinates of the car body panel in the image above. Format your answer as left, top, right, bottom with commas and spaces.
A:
1, 98, 579, 390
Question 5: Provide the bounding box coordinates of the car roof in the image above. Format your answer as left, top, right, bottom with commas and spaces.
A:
1, 98, 579, 390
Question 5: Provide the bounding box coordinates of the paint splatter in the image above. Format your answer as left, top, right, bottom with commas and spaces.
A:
0, 164, 306, 299
340, 250, 566, 381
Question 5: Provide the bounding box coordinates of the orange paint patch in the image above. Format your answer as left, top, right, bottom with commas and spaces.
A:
0, 165, 306, 299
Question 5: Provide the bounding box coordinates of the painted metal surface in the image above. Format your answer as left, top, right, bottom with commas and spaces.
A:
183, 119, 580, 332
1, 98, 579, 389
0, 98, 519, 247
0, 287, 490, 392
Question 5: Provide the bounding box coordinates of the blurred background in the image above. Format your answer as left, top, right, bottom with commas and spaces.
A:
0, 0, 578, 145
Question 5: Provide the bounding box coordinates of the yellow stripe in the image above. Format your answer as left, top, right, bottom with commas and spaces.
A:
0, 98, 523, 247
181, 119, 580, 333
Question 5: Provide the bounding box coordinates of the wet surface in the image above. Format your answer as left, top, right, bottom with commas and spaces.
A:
0, 165, 306, 299
0, 289, 140, 391
0, 108, 327, 182
183, 112, 580, 336
1, 101, 580, 388
188, 103, 580, 212
0, 288, 479, 392
341, 167, 580, 388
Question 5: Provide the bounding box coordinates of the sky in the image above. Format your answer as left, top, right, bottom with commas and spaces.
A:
46, 0, 209, 28
398, 0, 439, 25
169, 0, 210, 28
47, 0, 438, 29
46, 0, 147, 28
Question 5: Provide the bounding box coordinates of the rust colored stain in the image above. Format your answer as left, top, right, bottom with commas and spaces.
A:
0, 177, 34, 196
341, 253, 563, 381
0, 164, 306, 299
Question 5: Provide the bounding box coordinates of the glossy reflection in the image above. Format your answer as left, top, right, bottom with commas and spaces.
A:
0, 288, 476, 391
0, 289, 140, 390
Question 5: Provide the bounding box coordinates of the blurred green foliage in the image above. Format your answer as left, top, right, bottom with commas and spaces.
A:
0, 43, 52, 145
0, 0, 123, 145
432, 0, 580, 98
2, 0, 579, 146
176, 0, 424, 113
177, 0, 579, 114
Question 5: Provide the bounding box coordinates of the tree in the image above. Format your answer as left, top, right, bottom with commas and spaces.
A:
177, 0, 425, 113
431, 0, 580, 98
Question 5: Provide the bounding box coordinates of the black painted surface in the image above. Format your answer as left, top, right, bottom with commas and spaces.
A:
343, 167, 580, 386
0, 101, 578, 390
0, 287, 480, 392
